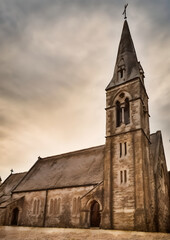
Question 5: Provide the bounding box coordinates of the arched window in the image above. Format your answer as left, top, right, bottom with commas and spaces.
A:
73, 198, 76, 214
57, 198, 61, 214
33, 199, 40, 215
119, 68, 124, 79
120, 170, 128, 184
50, 199, 54, 214
116, 101, 122, 127
117, 59, 125, 81
116, 96, 130, 127
72, 197, 80, 215
53, 198, 61, 215
76, 197, 81, 215
33, 200, 37, 214
37, 199, 40, 215
54, 199, 57, 214
124, 98, 130, 124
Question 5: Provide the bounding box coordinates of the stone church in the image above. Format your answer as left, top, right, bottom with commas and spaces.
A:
0, 19, 170, 232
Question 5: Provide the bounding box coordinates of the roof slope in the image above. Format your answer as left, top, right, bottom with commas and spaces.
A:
150, 131, 168, 174
150, 132, 159, 158
0, 172, 26, 203
14, 145, 105, 192
106, 20, 142, 90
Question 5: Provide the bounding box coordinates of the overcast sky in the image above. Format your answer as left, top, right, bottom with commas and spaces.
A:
0, 0, 170, 181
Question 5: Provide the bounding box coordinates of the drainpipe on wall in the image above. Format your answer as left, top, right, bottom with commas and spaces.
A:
43, 190, 48, 227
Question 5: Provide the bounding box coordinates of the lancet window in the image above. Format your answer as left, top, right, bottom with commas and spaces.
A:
72, 197, 81, 215
120, 170, 127, 184
116, 97, 130, 127
119, 142, 127, 157
33, 199, 40, 215
116, 101, 122, 127
49, 198, 61, 215
50, 199, 54, 214
124, 98, 130, 124
117, 59, 125, 80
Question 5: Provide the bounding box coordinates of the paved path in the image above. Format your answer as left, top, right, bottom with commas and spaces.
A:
0, 226, 170, 240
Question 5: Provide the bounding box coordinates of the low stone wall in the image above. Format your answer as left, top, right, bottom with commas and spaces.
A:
0, 226, 170, 240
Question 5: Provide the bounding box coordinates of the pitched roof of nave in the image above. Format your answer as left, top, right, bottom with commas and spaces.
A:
106, 20, 143, 90
150, 131, 169, 177
4, 133, 168, 194
13, 145, 105, 192
0, 172, 26, 204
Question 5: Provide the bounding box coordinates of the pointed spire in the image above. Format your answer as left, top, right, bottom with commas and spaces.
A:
106, 20, 143, 90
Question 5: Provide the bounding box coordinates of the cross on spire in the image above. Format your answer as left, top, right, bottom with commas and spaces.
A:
122, 3, 128, 20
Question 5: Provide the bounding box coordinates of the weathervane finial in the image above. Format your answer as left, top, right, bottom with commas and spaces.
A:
122, 3, 128, 20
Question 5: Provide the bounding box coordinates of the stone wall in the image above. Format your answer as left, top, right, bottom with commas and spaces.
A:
104, 78, 153, 231
0, 209, 6, 225
155, 140, 170, 232
9, 185, 102, 228
81, 183, 103, 228
45, 186, 94, 228
10, 191, 46, 227
111, 132, 135, 230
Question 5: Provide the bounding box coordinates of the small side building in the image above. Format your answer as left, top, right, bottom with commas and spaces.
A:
0, 172, 27, 225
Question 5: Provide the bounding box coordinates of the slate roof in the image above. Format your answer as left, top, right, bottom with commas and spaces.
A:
150, 132, 159, 158
0, 196, 25, 208
0, 172, 26, 204
106, 20, 142, 90
150, 131, 168, 175
14, 145, 105, 192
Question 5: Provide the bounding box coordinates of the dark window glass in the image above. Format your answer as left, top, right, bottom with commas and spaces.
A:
120, 171, 123, 183
124, 142, 127, 155
120, 143, 122, 157
124, 98, 130, 124
120, 69, 124, 78
124, 170, 127, 183
116, 101, 122, 127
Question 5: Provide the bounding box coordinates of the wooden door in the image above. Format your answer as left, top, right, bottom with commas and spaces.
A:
90, 201, 100, 227
11, 208, 19, 225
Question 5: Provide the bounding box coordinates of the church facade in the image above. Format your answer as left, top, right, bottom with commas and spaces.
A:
0, 20, 170, 232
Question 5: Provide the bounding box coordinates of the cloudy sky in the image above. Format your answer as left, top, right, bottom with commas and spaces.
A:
0, 0, 170, 181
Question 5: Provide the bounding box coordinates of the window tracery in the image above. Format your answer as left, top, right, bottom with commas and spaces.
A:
124, 98, 130, 124
116, 101, 122, 127
120, 170, 127, 184
116, 94, 130, 127
33, 199, 40, 215
49, 198, 61, 215
119, 142, 127, 157
50, 199, 54, 214
72, 197, 81, 216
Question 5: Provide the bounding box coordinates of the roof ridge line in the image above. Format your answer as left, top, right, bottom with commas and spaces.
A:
41, 144, 105, 160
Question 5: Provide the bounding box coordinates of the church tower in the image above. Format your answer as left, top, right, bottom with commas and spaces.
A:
102, 20, 153, 231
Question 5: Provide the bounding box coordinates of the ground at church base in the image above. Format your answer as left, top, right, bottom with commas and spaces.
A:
0, 227, 170, 240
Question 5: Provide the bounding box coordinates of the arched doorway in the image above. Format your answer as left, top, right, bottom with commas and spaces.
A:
11, 208, 19, 226
90, 200, 101, 227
